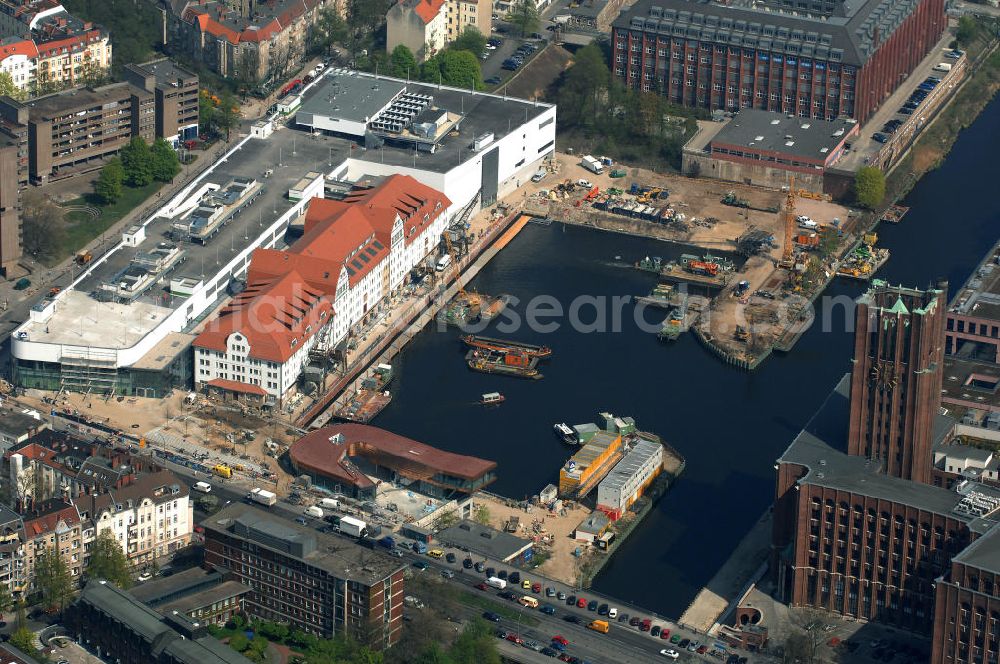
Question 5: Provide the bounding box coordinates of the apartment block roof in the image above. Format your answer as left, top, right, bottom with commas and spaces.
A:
411, 0, 447, 24
0, 39, 37, 60
182, 0, 324, 45
23, 82, 150, 119
21, 499, 80, 539
709, 109, 856, 162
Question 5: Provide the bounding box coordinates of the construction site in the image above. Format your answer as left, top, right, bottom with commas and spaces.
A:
522, 152, 879, 369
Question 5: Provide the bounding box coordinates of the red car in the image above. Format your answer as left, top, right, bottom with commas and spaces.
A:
475, 583, 488, 591
640, 619, 652, 632
506, 633, 523, 645
552, 635, 569, 646
532, 582, 542, 593
660, 628, 671, 639
697, 645, 708, 654
576, 597, 587, 608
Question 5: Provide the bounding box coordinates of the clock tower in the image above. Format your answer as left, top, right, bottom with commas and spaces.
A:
847, 279, 947, 484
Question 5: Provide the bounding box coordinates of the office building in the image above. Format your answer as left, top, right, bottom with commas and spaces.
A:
203, 503, 405, 650
123, 58, 200, 145
847, 280, 947, 484
613, 0, 946, 122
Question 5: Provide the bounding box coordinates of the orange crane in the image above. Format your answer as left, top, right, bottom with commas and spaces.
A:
780, 176, 797, 268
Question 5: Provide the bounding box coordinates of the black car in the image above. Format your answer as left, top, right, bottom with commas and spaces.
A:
563, 615, 582, 624
678, 638, 691, 648
499, 590, 518, 600
445, 553, 456, 563
463, 558, 473, 568
502, 59, 519, 70
618, 613, 629, 623
498, 570, 508, 580
540, 647, 558, 657
651, 625, 662, 637
486, 567, 496, 577
483, 611, 501, 622
873, 133, 888, 143
898, 107, 913, 115
485, 76, 501, 85
509, 572, 521, 584
566, 595, 577, 605
597, 603, 609, 615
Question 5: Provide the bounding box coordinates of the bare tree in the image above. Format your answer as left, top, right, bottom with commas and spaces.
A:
21, 190, 65, 262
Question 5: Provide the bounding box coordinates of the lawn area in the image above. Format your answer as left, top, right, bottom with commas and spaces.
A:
51, 181, 165, 266
458, 592, 540, 626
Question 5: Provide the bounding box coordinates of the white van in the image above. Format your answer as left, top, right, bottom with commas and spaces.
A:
193, 481, 212, 493
435, 254, 452, 272
320, 497, 340, 509
486, 576, 507, 590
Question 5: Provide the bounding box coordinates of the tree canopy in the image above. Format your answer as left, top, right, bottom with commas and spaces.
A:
854, 166, 886, 209
390, 45, 418, 79
63, 0, 161, 76
95, 158, 124, 204
34, 548, 73, 612
121, 136, 153, 187
422, 50, 483, 89
216, 91, 242, 141
0, 72, 24, 101
507, 0, 540, 38
21, 190, 65, 261
452, 27, 487, 58
86, 530, 133, 588
151, 138, 182, 182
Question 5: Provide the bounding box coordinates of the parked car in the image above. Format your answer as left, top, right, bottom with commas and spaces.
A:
463, 558, 473, 568
483, 611, 501, 622
475, 582, 489, 590
485, 76, 502, 85
651, 625, 662, 637
413, 561, 428, 571
629, 617, 642, 627
540, 605, 556, 615
497, 570, 508, 580
587, 600, 598, 611
476, 562, 486, 573
566, 595, 577, 606
563, 615, 582, 624
577, 597, 588, 608
552, 636, 569, 646
660, 628, 671, 639
541, 647, 558, 657
445, 552, 456, 563
873, 133, 888, 143
557, 591, 567, 600
546, 587, 556, 597
597, 603, 609, 615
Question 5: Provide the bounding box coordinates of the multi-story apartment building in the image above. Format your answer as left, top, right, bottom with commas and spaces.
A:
445, 0, 491, 42
612, 0, 946, 122
0, 39, 37, 94
20, 499, 85, 592
0, 81, 154, 184
0, 504, 25, 597
122, 59, 199, 145
193, 174, 451, 404
0, 129, 22, 275
166, 0, 335, 86
32, 13, 111, 91
387, 0, 448, 62
203, 503, 405, 650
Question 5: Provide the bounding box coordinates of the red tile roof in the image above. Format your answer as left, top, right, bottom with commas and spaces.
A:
22, 501, 80, 539
185, 0, 324, 45
411, 0, 446, 24
289, 424, 496, 491
206, 378, 268, 396
0, 40, 38, 61
193, 269, 332, 363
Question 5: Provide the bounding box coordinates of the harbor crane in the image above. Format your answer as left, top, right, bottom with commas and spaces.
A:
780, 175, 797, 269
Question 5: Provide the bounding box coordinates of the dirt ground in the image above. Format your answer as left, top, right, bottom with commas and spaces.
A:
505, 43, 573, 101
475, 493, 594, 586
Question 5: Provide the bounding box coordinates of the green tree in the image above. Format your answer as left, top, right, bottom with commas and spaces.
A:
85, 530, 133, 588
151, 138, 181, 182
416, 643, 456, 664
854, 165, 886, 209
95, 158, 124, 204
62, 0, 160, 76
507, 0, 540, 38
390, 44, 418, 79
0, 71, 24, 101
448, 619, 500, 664
310, 6, 348, 55
452, 26, 487, 57
957, 15, 978, 47
8, 627, 36, 656
439, 50, 482, 89
79, 58, 108, 88
34, 548, 73, 613
556, 43, 609, 129
473, 504, 490, 526
228, 632, 249, 652
199, 92, 217, 135
0, 581, 12, 621
216, 91, 242, 141
121, 136, 153, 187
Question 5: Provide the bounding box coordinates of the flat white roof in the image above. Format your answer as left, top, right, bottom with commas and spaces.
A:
20, 290, 171, 349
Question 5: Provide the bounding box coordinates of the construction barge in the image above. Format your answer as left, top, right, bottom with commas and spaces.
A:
880, 204, 909, 224
637, 254, 734, 291
332, 364, 394, 423
437, 292, 512, 327
466, 348, 543, 379
462, 334, 552, 358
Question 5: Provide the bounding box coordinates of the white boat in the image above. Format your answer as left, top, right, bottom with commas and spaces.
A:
481, 392, 505, 405
553, 422, 577, 444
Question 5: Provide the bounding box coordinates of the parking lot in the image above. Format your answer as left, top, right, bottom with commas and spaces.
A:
43, 637, 107, 664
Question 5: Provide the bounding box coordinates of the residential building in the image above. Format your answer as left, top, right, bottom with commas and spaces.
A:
613, 0, 946, 122
847, 280, 947, 484
0, 81, 154, 184
0, 503, 25, 598
0, 39, 37, 94
166, 0, 336, 86
68, 580, 255, 664
596, 437, 663, 520
32, 12, 111, 92
445, 0, 490, 42
0, 409, 46, 451
20, 498, 85, 592
122, 59, 199, 145
563, 0, 627, 34
0, 0, 71, 38
193, 174, 452, 404
288, 423, 497, 499
387, 0, 448, 62
203, 502, 406, 650
0, 132, 21, 273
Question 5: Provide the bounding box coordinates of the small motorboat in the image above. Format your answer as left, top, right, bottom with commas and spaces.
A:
481, 392, 505, 405
553, 422, 577, 444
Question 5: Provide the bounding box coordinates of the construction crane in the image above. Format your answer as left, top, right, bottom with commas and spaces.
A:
780, 175, 797, 268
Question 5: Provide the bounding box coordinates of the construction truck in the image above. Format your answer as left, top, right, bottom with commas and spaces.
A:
75, 251, 93, 266
686, 260, 719, 276
212, 464, 233, 479
580, 155, 604, 175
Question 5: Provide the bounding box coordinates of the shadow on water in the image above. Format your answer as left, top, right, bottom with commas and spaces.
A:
374, 96, 1000, 618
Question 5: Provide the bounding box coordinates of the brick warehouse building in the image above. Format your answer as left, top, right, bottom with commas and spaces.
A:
612, 0, 946, 122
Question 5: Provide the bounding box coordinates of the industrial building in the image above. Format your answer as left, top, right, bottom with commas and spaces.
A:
682, 109, 860, 190
437, 520, 534, 563
129, 567, 251, 627
596, 437, 663, 520
203, 503, 406, 650
559, 412, 638, 498
9, 69, 555, 399
289, 423, 497, 499
613, 0, 946, 122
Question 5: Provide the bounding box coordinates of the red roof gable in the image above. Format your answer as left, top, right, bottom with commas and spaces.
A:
0, 40, 37, 61
411, 0, 445, 24
23, 502, 80, 539
194, 269, 332, 363
207, 378, 268, 396
248, 248, 341, 294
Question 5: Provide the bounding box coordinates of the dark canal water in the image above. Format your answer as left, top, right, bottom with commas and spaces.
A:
375, 96, 1000, 619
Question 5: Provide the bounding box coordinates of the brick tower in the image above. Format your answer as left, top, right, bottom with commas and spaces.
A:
847, 279, 947, 484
